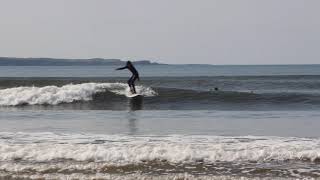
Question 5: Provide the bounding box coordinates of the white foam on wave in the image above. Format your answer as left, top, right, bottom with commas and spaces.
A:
0, 132, 319, 164
0, 83, 157, 106
0, 173, 289, 180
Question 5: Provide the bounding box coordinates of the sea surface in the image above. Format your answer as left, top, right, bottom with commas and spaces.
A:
0, 65, 320, 179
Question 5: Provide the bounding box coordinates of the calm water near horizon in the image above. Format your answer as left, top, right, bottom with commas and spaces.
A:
0, 65, 320, 179
0, 64, 320, 77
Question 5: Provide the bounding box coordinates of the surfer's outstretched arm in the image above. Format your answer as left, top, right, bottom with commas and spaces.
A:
116, 66, 127, 70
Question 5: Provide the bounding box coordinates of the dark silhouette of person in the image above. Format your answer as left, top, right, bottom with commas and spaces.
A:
116, 61, 140, 94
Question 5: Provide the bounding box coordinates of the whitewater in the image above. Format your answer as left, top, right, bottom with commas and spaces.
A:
0, 132, 320, 179
0, 83, 157, 106
1, 132, 320, 163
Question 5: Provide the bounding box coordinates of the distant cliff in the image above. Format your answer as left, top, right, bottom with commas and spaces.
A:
0, 57, 160, 66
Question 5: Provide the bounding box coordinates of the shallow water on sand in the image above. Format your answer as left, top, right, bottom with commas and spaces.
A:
1, 110, 320, 137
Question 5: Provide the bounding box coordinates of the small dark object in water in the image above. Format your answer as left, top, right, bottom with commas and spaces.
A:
210, 87, 219, 92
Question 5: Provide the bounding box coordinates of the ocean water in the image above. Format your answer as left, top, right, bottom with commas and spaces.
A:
0, 65, 320, 179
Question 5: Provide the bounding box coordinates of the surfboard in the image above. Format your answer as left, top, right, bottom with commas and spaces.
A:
127, 93, 142, 98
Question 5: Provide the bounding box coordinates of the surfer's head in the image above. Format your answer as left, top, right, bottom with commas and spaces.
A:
127, 61, 132, 66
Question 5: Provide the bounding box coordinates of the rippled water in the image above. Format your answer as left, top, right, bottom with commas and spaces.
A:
0, 65, 319, 179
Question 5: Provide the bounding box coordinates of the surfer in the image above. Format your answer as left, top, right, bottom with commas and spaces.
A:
116, 61, 140, 94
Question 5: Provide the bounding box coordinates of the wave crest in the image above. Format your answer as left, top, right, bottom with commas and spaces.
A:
0, 83, 157, 106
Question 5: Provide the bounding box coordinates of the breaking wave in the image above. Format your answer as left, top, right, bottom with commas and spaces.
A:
0, 132, 319, 164
0, 133, 320, 178
0, 83, 157, 106
0, 81, 320, 110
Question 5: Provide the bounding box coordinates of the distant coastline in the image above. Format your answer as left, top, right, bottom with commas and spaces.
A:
1, 57, 319, 66
0, 57, 160, 66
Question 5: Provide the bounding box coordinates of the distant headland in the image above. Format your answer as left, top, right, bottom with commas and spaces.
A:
0, 57, 161, 66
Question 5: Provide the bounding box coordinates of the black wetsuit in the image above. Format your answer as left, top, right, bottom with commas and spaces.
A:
116, 62, 140, 94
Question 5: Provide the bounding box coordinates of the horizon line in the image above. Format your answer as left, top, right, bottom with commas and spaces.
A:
0, 56, 319, 66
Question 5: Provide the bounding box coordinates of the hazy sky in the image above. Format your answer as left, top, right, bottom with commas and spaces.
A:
0, 0, 319, 64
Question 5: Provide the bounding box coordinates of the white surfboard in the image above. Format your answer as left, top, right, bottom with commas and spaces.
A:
127, 93, 142, 98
